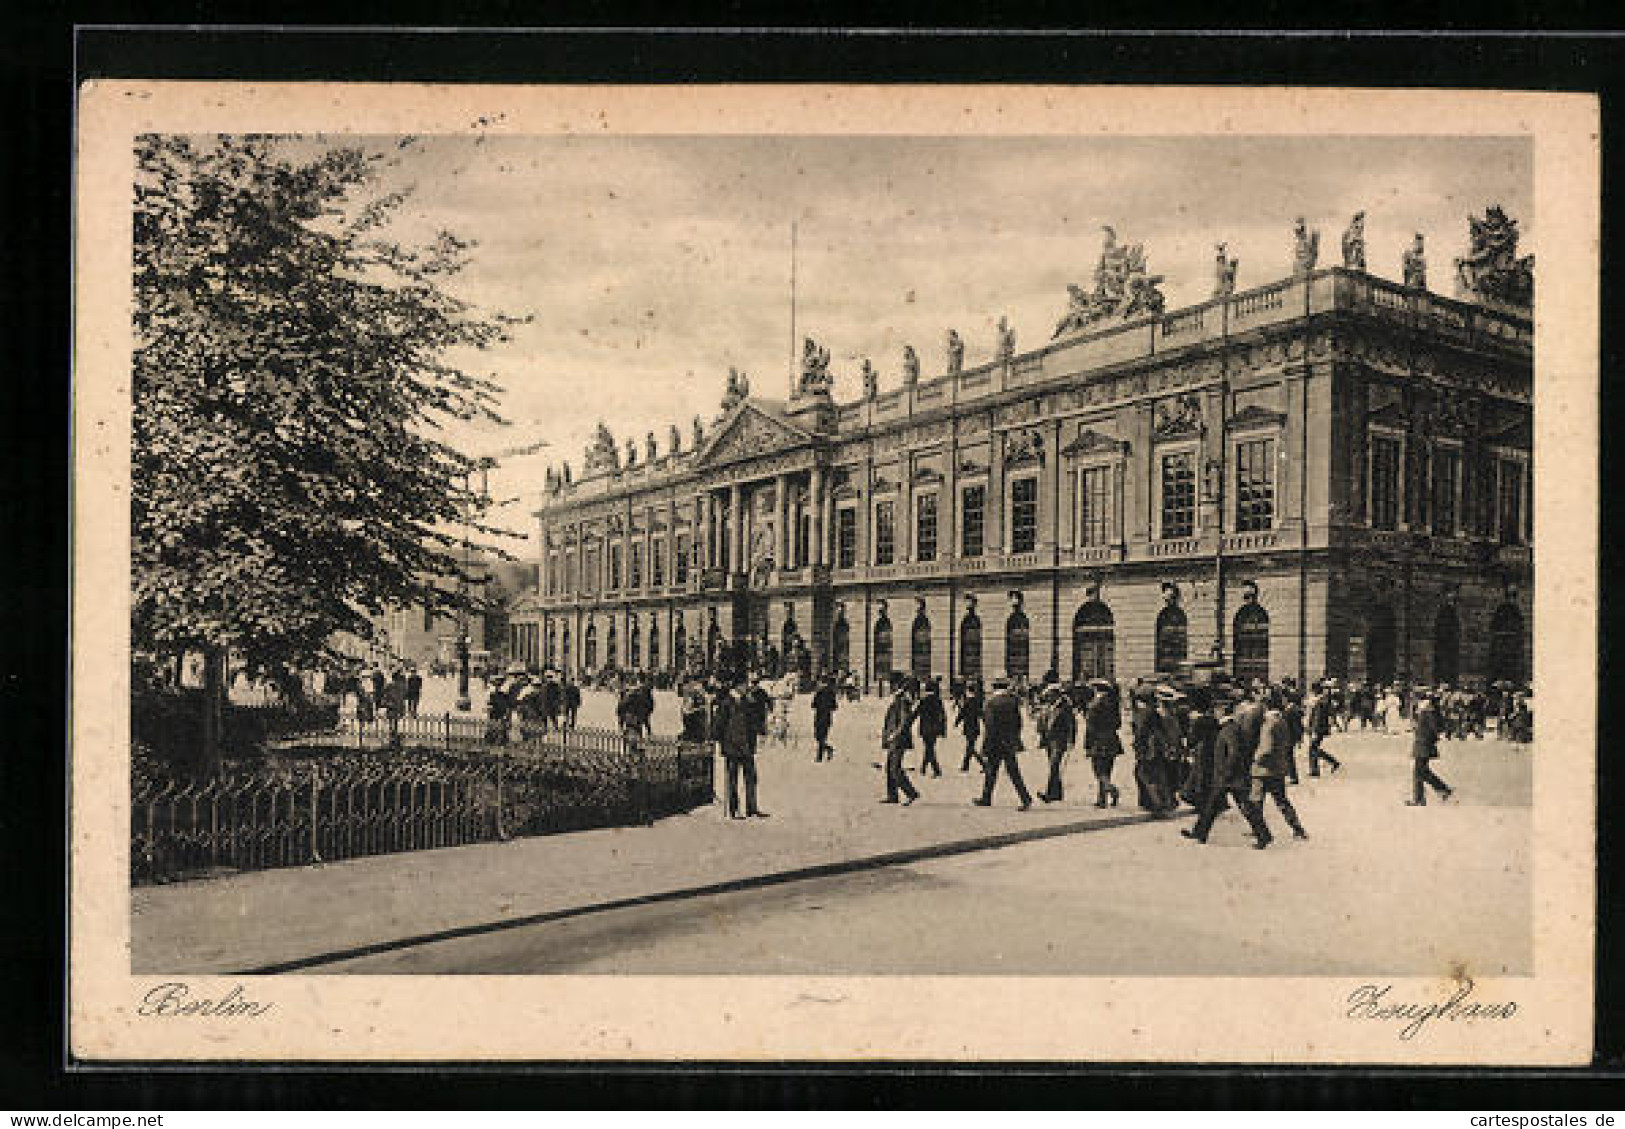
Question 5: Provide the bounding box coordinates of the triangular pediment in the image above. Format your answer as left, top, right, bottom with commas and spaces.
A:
1061, 428, 1128, 458
695, 400, 815, 468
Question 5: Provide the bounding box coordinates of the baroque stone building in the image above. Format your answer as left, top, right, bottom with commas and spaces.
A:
521, 219, 1533, 691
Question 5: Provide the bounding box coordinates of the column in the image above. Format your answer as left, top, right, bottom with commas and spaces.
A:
701, 493, 714, 569
729, 482, 743, 573
775, 473, 788, 569
810, 465, 826, 568
644, 505, 654, 591
988, 430, 1005, 554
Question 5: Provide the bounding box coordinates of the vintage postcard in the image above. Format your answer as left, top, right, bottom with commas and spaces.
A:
71, 83, 1597, 1062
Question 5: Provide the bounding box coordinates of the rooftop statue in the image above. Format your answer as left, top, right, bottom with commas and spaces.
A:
562, 461, 572, 485
667, 423, 682, 457
645, 431, 659, 465
1213, 242, 1239, 298
945, 328, 965, 375
1341, 211, 1367, 271
1403, 233, 1428, 291
1052, 225, 1167, 338
1454, 205, 1533, 309
691, 415, 705, 451
1292, 217, 1320, 277
625, 436, 638, 468
996, 315, 1016, 360
583, 422, 620, 475
861, 358, 879, 401
796, 336, 834, 397
902, 344, 920, 385
720, 365, 751, 413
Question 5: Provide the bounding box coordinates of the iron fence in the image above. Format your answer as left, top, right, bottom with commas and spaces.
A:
131, 725, 712, 885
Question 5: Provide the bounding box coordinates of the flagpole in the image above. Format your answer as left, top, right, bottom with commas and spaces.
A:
789, 219, 797, 397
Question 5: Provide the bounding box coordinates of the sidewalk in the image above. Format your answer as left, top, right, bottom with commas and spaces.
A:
131, 692, 1153, 973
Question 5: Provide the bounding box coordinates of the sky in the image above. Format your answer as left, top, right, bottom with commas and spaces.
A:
332, 133, 1533, 536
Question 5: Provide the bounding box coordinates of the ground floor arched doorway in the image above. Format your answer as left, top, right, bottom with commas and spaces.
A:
1071, 601, 1115, 683
1433, 604, 1460, 686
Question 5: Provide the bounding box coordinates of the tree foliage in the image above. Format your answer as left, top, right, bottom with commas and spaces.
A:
132, 134, 523, 681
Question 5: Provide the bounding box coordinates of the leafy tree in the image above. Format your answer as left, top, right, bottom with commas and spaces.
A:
132, 134, 522, 767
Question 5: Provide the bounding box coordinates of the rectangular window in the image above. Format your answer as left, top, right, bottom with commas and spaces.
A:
630, 543, 643, 589
1234, 438, 1276, 533
1077, 466, 1112, 547
1498, 459, 1524, 545
915, 493, 939, 562
874, 501, 896, 566
1405, 441, 1429, 529
675, 535, 690, 582
837, 507, 857, 569
797, 511, 810, 567
961, 485, 986, 557
585, 549, 599, 594
1432, 447, 1461, 536
1370, 435, 1401, 531
652, 542, 665, 586
609, 545, 622, 591
1010, 476, 1039, 553
1159, 452, 1196, 539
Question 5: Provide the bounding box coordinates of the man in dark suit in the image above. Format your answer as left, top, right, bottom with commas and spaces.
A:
916, 677, 948, 777
1184, 690, 1274, 847
956, 678, 986, 772
1306, 682, 1342, 777
713, 676, 767, 819
1406, 689, 1455, 806
811, 675, 839, 762
1036, 684, 1076, 803
974, 676, 1033, 810
1083, 677, 1123, 808
1250, 689, 1308, 839
880, 674, 921, 805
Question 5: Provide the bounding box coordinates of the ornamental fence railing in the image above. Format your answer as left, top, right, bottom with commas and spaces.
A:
130, 721, 712, 885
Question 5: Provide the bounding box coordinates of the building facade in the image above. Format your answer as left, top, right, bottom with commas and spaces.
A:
524, 230, 1533, 691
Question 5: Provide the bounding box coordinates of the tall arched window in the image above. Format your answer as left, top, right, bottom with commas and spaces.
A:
1434, 604, 1461, 686
911, 613, 933, 679
1365, 605, 1397, 686
648, 617, 660, 671
1071, 601, 1115, 683
1488, 603, 1526, 685
831, 615, 851, 673
673, 621, 687, 672
1154, 604, 1188, 674
960, 613, 983, 682
606, 622, 618, 669
546, 624, 556, 666
629, 620, 641, 669
583, 623, 597, 671
1233, 602, 1270, 683
562, 624, 571, 673
873, 616, 894, 683
1005, 609, 1031, 682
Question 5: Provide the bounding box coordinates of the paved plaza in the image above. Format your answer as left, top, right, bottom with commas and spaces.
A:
135, 687, 1531, 977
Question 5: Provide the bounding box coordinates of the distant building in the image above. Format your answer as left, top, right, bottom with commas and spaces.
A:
522, 217, 1532, 690
343, 558, 537, 674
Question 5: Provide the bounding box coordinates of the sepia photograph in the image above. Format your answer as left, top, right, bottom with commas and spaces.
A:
70, 83, 1597, 1062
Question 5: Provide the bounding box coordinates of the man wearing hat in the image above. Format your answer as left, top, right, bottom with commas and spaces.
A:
956, 678, 986, 772
1250, 688, 1308, 838
916, 676, 948, 778
1305, 681, 1342, 778
810, 674, 840, 762
712, 674, 768, 819
1083, 677, 1123, 808
974, 676, 1032, 810
1036, 683, 1078, 803
1184, 688, 1274, 847
1147, 685, 1186, 814
1406, 688, 1455, 805
880, 673, 921, 805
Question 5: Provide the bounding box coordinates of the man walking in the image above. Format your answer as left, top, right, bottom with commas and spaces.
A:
916, 677, 948, 777
811, 675, 839, 762
1406, 688, 1455, 806
956, 678, 985, 772
1250, 689, 1308, 839
880, 674, 921, 806
1036, 684, 1076, 803
1184, 690, 1275, 848
1083, 677, 1123, 808
563, 676, 581, 729
974, 676, 1032, 810
713, 675, 768, 819
404, 666, 423, 718
1305, 682, 1342, 777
